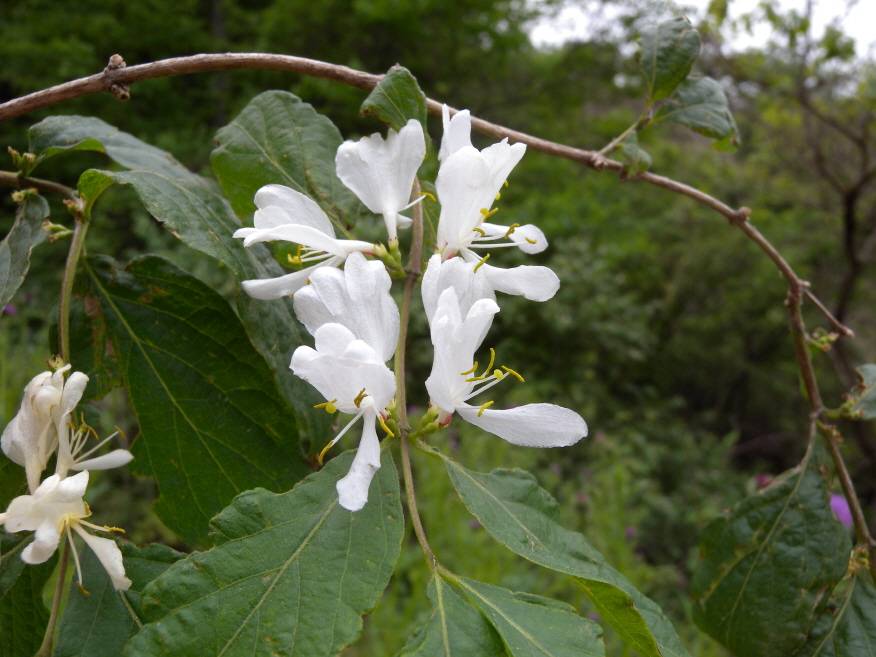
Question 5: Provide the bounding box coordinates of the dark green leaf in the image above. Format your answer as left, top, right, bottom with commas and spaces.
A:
28, 115, 322, 442
850, 364, 876, 419
638, 17, 701, 102
452, 576, 604, 657
83, 255, 309, 544
398, 573, 504, 657
442, 456, 688, 657
0, 460, 26, 511
0, 192, 49, 308
211, 90, 365, 230
615, 132, 652, 174
793, 571, 876, 657
53, 543, 183, 657
655, 77, 739, 144
361, 65, 429, 131
0, 534, 54, 657
124, 449, 403, 657
691, 445, 851, 657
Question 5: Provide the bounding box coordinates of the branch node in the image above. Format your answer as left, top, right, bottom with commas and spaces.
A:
729, 206, 751, 226
103, 54, 130, 101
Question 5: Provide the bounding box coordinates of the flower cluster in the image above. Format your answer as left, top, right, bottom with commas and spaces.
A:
237, 108, 588, 512
0, 363, 133, 590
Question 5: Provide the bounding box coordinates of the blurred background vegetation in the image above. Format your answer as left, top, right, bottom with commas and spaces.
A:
1, 0, 874, 655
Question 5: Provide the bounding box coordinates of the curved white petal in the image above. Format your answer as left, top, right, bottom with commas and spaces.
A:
241, 260, 337, 300
435, 147, 491, 251
253, 185, 336, 236
22, 520, 61, 564
421, 255, 495, 325
73, 526, 131, 591
479, 222, 548, 254
440, 106, 473, 162
479, 263, 559, 302
56, 470, 90, 500
313, 323, 357, 357
336, 413, 382, 512
235, 223, 346, 255
72, 449, 133, 472
336, 119, 426, 240
457, 403, 588, 447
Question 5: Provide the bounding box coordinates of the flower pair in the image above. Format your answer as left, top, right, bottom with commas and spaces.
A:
0, 364, 133, 590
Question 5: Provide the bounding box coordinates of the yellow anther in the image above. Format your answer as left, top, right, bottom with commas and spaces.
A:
104, 526, 126, 534
465, 373, 489, 382
460, 361, 479, 376
353, 388, 368, 408
495, 191, 501, 201
525, 237, 537, 245
317, 439, 335, 466
472, 226, 486, 237
493, 369, 505, 379
479, 207, 499, 219
287, 245, 304, 266
77, 583, 92, 597
501, 365, 525, 382
422, 191, 437, 202
503, 180, 509, 188
378, 414, 395, 438
473, 253, 491, 273
477, 400, 495, 417
313, 399, 338, 414
504, 223, 520, 237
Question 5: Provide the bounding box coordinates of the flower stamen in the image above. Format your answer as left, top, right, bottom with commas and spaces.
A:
313, 399, 338, 414
472, 253, 491, 273
377, 414, 395, 438
501, 365, 526, 382
353, 388, 368, 408
476, 400, 495, 416
316, 408, 366, 465
479, 207, 499, 220
460, 361, 479, 376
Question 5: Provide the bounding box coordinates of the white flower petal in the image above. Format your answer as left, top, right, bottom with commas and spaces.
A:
479, 222, 548, 254
74, 526, 131, 591
235, 223, 347, 254
253, 185, 336, 236
457, 403, 588, 447
440, 106, 472, 161
313, 323, 357, 357
241, 261, 336, 300
336, 413, 382, 512
56, 470, 90, 500
73, 449, 133, 472
421, 255, 495, 325
22, 520, 61, 564
479, 263, 559, 302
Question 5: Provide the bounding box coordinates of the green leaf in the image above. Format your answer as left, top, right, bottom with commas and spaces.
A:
793, 571, 876, 657
451, 575, 604, 657
441, 456, 688, 657
398, 573, 504, 657
83, 255, 309, 544
691, 444, 851, 657
0, 459, 26, 511
655, 77, 740, 144
123, 448, 403, 657
27, 115, 322, 442
0, 192, 49, 308
849, 364, 876, 419
361, 64, 429, 131
638, 17, 701, 102
211, 90, 365, 229
615, 132, 652, 174
0, 534, 54, 657
53, 543, 183, 657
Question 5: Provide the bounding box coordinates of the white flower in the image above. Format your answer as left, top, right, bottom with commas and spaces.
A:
336, 119, 426, 241
291, 323, 396, 511
233, 185, 374, 300
293, 252, 399, 362
0, 471, 131, 590
421, 254, 559, 324
425, 287, 588, 447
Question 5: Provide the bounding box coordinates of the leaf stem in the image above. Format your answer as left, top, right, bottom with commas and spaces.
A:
58, 205, 88, 362
598, 113, 648, 157
35, 538, 70, 657
394, 179, 436, 568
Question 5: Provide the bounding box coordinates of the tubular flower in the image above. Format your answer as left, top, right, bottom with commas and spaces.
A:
293, 252, 399, 362
0, 471, 131, 590
336, 118, 427, 242
425, 287, 588, 447
291, 323, 396, 511
233, 184, 373, 299
421, 254, 559, 324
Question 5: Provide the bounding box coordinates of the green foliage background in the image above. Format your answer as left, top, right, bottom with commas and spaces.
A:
0, 1, 874, 655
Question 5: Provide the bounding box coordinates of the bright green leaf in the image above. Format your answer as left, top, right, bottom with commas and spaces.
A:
123, 449, 403, 657
83, 255, 309, 544
361, 64, 429, 131
615, 132, 652, 174
452, 575, 604, 657
655, 77, 740, 144
850, 364, 876, 419
0, 534, 54, 657
441, 455, 689, 657
638, 17, 701, 102
691, 444, 851, 657
793, 571, 876, 657
211, 90, 365, 229
0, 192, 49, 308
398, 573, 504, 657
27, 116, 322, 442
53, 543, 183, 657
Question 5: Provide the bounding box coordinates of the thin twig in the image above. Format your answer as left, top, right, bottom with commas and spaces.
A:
0, 170, 76, 198
35, 539, 70, 657
58, 209, 89, 362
